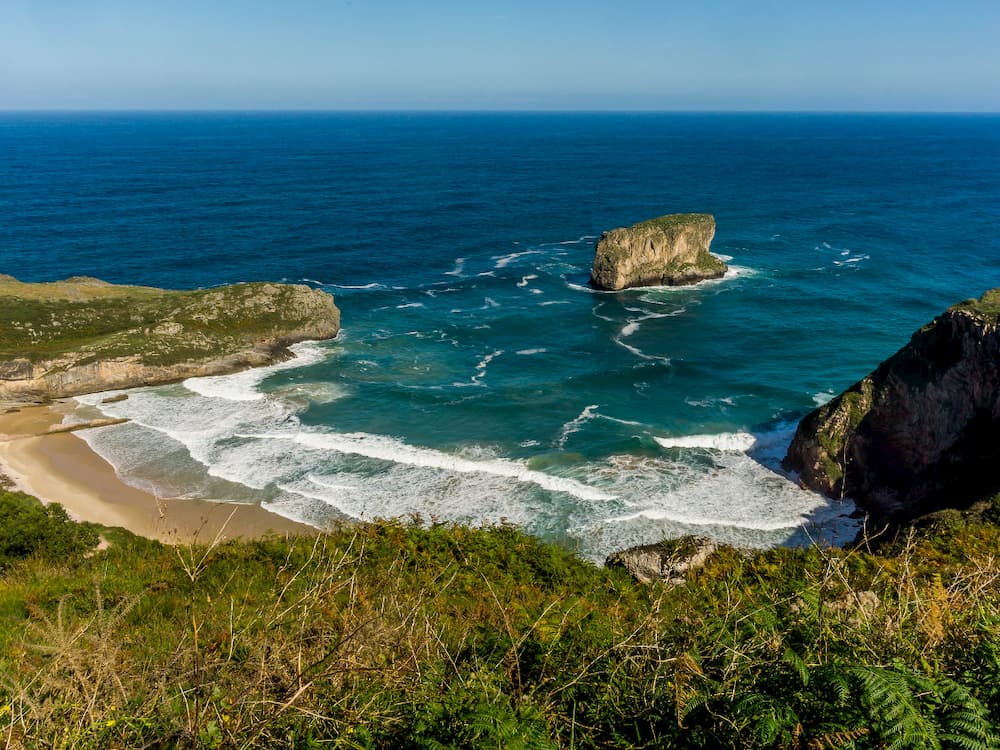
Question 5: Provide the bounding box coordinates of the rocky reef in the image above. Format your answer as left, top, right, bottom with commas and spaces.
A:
0, 276, 340, 401
784, 289, 1000, 521
590, 213, 726, 291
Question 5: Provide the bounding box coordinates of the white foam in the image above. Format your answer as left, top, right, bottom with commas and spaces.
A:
574, 449, 859, 548
326, 282, 385, 290
540, 235, 597, 247
603, 508, 803, 533
568, 263, 753, 296
539, 300, 571, 306
471, 349, 503, 385
748, 428, 797, 462
444, 258, 466, 277
396, 302, 425, 309
655, 432, 757, 452
557, 404, 600, 448
182, 341, 331, 402
494, 250, 543, 269
621, 322, 640, 337
613, 337, 671, 366
516, 274, 538, 288
530, 288, 543, 295
272, 381, 348, 405
813, 391, 836, 406
72, 383, 858, 561
276, 481, 358, 518
255, 430, 617, 502
566, 280, 613, 294
516, 348, 547, 355
482, 297, 500, 308
599, 413, 645, 428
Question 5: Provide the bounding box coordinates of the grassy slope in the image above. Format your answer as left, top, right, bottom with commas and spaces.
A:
2, 491, 1000, 749
0, 277, 333, 366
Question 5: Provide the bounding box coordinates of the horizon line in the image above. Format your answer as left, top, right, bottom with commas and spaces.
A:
2, 107, 999, 116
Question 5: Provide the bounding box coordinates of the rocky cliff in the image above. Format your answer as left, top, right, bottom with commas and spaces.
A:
784, 289, 1000, 520
0, 276, 340, 401
590, 213, 726, 291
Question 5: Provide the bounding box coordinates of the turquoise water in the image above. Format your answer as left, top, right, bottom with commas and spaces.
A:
4, 113, 999, 558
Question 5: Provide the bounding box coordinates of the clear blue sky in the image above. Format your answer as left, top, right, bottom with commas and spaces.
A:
2, 0, 998, 111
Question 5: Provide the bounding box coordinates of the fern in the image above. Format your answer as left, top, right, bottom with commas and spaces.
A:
731, 691, 801, 747
807, 727, 870, 749
935, 678, 999, 750
849, 665, 941, 750
783, 645, 811, 687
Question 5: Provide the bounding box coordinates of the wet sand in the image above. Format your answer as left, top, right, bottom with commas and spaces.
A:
0, 403, 317, 543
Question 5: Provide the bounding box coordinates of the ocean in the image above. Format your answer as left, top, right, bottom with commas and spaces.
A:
3, 112, 999, 559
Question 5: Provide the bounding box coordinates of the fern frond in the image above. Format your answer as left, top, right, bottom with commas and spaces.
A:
808, 727, 870, 749
847, 665, 941, 750
935, 677, 999, 750
783, 645, 811, 687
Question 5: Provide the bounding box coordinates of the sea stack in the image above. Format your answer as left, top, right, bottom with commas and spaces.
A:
784, 289, 1000, 521
590, 213, 726, 291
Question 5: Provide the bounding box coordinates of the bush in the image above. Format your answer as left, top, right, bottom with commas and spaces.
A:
0, 491, 99, 568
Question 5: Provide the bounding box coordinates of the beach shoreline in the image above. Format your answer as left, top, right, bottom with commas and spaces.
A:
0, 402, 317, 544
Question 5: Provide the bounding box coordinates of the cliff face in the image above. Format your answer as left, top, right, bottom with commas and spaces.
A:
784, 290, 1000, 520
0, 277, 340, 401
590, 213, 726, 291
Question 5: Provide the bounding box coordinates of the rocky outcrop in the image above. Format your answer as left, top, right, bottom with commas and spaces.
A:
0, 277, 340, 401
606, 535, 718, 584
590, 213, 726, 291
784, 290, 1000, 520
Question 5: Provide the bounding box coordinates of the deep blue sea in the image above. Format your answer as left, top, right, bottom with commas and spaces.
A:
2, 112, 999, 558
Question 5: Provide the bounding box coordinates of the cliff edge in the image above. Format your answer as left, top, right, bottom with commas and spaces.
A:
784, 289, 1000, 520
0, 276, 340, 401
590, 213, 726, 291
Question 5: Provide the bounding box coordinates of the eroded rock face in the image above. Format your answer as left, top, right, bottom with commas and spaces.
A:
784, 290, 1000, 520
0, 278, 340, 401
606, 536, 718, 584
590, 213, 726, 291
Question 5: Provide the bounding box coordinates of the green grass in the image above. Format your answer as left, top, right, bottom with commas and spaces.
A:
638, 212, 714, 233
954, 289, 1000, 318
0, 278, 335, 366
3, 491, 1000, 749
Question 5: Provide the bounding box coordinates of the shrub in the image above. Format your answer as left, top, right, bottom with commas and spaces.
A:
0, 491, 99, 568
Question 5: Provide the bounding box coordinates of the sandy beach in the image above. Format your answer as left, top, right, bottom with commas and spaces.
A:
0, 402, 317, 543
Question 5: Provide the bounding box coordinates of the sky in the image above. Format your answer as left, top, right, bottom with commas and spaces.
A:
2, 0, 999, 111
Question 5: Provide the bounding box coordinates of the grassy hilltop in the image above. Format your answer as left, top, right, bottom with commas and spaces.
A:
0, 276, 339, 400
2, 489, 1000, 749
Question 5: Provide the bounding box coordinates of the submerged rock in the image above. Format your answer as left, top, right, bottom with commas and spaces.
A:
784, 289, 1000, 520
590, 213, 726, 291
0, 276, 340, 401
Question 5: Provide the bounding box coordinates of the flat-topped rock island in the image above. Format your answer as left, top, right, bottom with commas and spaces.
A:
590, 213, 727, 291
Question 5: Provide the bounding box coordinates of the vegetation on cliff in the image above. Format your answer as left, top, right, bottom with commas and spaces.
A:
0, 276, 339, 399
2, 490, 1000, 749
785, 288, 1000, 521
